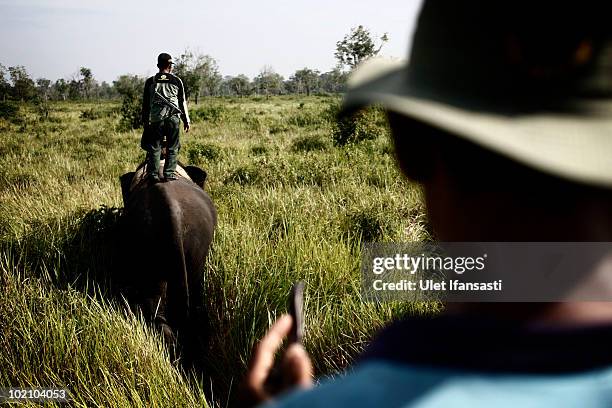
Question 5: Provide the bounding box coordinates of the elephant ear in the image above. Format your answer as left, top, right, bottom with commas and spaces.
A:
184, 166, 207, 189
120, 172, 136, 205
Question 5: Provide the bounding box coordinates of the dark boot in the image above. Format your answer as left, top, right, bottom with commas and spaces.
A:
146, 153, 161, 182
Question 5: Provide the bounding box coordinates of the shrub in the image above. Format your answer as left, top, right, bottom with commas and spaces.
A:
118, 94, 143, 131
188, 142, 223, 163
327, 102, 388, 146
225, 165, 262, 185
190, 104, 228, 123
0, 101, 21, 122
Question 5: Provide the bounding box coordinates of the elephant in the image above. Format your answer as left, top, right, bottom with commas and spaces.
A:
118, 160, 217, 360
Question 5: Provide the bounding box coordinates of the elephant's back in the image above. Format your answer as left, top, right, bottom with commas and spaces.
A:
155, 180, 216, 227
123, 180, 215, 236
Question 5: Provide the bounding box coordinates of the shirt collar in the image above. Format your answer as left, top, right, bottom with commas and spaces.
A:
359, 314, 612, 373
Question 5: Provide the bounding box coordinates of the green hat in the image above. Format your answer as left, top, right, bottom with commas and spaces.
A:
343, 1, 612, 188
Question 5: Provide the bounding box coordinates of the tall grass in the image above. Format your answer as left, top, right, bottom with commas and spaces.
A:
0, 255, 208, 407
0, 96, 437, 406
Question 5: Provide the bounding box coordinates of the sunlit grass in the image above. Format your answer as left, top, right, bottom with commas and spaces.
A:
0, 96, 436, 406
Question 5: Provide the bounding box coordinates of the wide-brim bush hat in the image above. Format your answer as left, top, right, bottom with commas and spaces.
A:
342, 0, 612, 188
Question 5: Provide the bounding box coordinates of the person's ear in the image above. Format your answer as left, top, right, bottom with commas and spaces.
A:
387, 112, 436, 183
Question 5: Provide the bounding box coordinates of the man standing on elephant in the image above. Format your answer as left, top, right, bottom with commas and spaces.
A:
141, 52, 190, 182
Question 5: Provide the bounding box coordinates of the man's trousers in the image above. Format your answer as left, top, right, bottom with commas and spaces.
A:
141, 115, 181, 178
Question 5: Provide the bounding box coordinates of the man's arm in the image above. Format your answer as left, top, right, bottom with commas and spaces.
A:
177, 77, 190, 132
141, 77, 153, 126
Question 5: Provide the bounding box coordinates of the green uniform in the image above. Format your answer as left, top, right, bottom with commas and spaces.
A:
141, 72, 190, 179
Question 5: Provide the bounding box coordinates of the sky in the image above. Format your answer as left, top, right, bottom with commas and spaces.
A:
0, 0, 423, 83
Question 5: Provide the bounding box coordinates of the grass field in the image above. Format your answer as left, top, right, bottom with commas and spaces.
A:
0, 96, 438, 407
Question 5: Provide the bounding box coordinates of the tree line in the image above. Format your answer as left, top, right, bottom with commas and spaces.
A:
0, 25, 387, 104
0, 61, 348, 103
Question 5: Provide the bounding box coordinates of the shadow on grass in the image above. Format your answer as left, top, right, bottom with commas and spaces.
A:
1, 205, 125, 298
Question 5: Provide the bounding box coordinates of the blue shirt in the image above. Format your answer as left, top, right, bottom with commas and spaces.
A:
269, 315, 612, 407
271, 362, 612, 407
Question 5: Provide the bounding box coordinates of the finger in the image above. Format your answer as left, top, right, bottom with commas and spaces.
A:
282, 343, 314, 388
247, 314, 293, 387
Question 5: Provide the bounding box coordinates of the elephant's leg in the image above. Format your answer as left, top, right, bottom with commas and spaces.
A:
140, 280, 177, 348
177, 257, 210, 369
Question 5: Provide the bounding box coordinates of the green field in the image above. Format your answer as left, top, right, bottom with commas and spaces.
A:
0, 96, 438, 407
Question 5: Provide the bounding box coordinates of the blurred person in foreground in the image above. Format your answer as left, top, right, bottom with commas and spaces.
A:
240, 1, 612, 407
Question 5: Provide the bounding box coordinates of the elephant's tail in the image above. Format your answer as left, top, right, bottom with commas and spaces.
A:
164, 198, 190, 330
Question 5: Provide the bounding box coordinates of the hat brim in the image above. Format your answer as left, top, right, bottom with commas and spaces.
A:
343, 58, 612, 189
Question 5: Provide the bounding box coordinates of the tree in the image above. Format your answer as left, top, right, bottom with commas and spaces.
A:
335, 25, 389, 70
113, 74, 146, 130
0, 64, 10, 101
98, 81, 115, 99
68, 79, 81, 100
289, 68, 320, 96
113, 74, 145, 98
226, 75, 251, 96
173, 50, 222, 103
77, 67, 95, 99
8, 66, 36, 101
51, 79, 69, 101
36, 78, 51, 101
253, 66, 284, 96
319, 67, 348, 93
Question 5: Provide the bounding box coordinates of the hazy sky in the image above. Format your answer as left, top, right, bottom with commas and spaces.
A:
0, 0, 423, 83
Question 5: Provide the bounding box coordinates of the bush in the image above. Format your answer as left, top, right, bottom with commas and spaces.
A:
225, 164, 262, 185
291, 135, 329, 152
188, 142, 223, 163
118, 94, 143, 131
190, 104, 228, 123
327, 102, 388, 146
0, 101, 21, 122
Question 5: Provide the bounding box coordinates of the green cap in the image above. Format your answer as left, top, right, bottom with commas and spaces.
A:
157, 53, 174, 67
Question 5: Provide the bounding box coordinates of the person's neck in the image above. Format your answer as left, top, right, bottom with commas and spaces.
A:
159, 68, 171, 74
